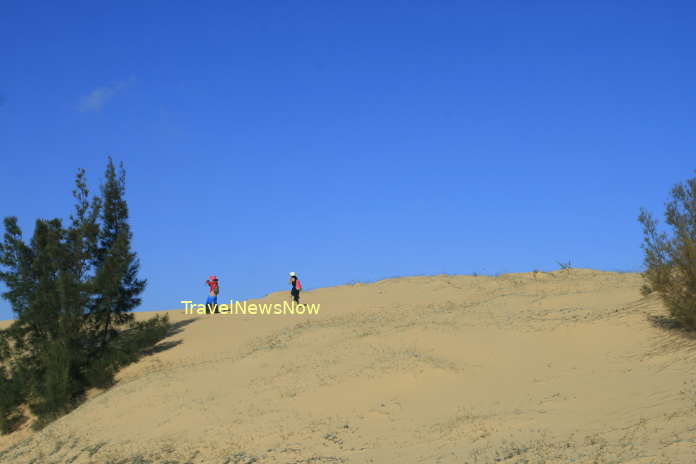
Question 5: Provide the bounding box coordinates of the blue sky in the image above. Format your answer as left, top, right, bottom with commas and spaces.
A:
1, 1, 694, 320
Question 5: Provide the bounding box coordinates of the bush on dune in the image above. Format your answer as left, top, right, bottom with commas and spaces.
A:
639, 171, 696, 330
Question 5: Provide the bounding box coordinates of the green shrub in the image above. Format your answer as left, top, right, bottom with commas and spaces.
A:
639, 171, 696, 329
84, 315, 171, 389
0, 366, 24, 434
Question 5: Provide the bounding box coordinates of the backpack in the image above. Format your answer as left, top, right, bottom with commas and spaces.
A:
295, 278, 302, 291
207, 276, 219, 295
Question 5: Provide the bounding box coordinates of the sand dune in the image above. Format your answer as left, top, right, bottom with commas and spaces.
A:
1, 269, 695, 463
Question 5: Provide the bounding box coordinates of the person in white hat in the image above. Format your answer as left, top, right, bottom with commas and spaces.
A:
288, 272, 301, 304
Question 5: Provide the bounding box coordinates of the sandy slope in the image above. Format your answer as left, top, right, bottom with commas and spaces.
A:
1, 269, 695, 464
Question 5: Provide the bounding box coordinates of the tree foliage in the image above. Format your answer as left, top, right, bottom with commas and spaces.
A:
0, 158, 169, 432
639, 171, 696, 329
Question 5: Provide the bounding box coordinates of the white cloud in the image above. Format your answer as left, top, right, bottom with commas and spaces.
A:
78, 77, 134, 112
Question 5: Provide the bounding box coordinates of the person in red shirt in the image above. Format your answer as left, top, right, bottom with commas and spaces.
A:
205, 275, 219, 313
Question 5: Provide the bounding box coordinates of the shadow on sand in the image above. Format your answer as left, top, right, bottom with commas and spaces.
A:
139, 317, 200, 356
647, 314, 696, 340
167, 317, 200, 336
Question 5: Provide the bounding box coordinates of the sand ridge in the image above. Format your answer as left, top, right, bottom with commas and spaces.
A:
1, 269, 695, 463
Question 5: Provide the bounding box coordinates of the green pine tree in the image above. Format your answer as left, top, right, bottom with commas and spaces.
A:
0, 159, 167, 432
90, 158, 146, 353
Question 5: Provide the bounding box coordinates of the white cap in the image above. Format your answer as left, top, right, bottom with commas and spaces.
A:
289, 272, 296, 277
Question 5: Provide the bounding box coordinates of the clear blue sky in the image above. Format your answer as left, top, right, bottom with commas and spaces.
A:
1, 1, 694, 320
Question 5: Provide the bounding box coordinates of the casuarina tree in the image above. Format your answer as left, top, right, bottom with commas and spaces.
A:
90, 159, 146, 352
0, 158, 168, 432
